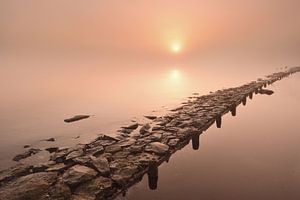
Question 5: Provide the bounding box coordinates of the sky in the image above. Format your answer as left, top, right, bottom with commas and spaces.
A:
1, 0, 300, 63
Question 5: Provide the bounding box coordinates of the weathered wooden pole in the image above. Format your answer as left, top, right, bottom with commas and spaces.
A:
242, 96, 247, 105
249, 92, 253, 99
230, 105, 236, 116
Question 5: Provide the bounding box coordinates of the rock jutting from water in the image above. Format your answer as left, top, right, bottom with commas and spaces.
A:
1, 67, 299, 200
64, 115, 90, 123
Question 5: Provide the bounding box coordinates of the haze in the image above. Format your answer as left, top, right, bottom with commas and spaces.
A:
1, 0, 300, 63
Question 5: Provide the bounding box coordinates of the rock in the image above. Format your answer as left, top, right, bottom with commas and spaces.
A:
62, 165, 98, 187
72, 155, 91, 165
109, 159, 130, 171
32, 163, 49, 173
168, 138, 180, 147
90, 156, 110, 175
144, 115, 157, 120
112, 151, 130, 159
45, 147, 59, 153
64, 115, 90, 123
13, 148, 41, 161
258, 89, 274, 95
74, 176, 114, 199
177, 127, 198, 139
120, 128, 135, 134
48, 179, 72, 200
45, 138, 55, 142
148, 133, 162, 141
152, 126, 164, 131
116, 138, 136, 147
46, 163, 68, 172
105, 145, 122, 153
50, 148, 70, 163
86, 146, 104, 157
111, 165, 138, 185
145, 142, 169, 155
135, 153, 160, 166
0, 164, 32, 185
72, 194, 95, 200
128, 145, 144, 154
94, 134, 120, 142
0, 172, 57, 200
122, 123, 139, 130
140, 124, 151, 134
23, 145, 30, 148
66, 149, 84, 161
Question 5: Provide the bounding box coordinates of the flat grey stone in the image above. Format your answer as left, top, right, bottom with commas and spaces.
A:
90, 156, 110, 175
145, 142, 169, 155
62, 165, 98, 187
0, 172, 57, 200
74, 176, 113, 199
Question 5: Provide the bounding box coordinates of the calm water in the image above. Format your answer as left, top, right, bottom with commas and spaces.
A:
118, 73, 300, 200
0, 53, 283, 170
0, 53, 299, 199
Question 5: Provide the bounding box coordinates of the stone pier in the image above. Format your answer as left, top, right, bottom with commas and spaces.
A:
0, 67, 299, 200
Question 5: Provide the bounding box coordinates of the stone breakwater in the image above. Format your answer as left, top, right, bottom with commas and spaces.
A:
0, 67, 299, 200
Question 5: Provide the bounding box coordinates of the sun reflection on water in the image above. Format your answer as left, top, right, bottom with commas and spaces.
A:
163, 68, 186, 94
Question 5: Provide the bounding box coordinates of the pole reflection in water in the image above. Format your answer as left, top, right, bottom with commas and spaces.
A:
147, 162, 158, 190
192, 133, 201, 150
120, 89, 278, 199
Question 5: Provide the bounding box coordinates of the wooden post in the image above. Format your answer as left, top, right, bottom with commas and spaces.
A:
249, 92, 253, 99
230, 105, 236, 116
242, 96, 247, 105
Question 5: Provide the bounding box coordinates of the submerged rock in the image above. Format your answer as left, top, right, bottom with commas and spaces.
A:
122, 123, 139, 130
64, 115, 90, 123
45, 137, 55, 142
13, 148, 41, 161
144, 115, 157, 120
45, 147, 59, 153
258, 89, 274, 95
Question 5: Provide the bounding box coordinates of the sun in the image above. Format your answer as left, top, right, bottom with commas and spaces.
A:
171, 42, 181, 53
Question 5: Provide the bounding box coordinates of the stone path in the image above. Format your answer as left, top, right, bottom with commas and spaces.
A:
0, 67, 299, 200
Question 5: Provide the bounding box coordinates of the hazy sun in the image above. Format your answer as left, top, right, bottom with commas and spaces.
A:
171, 42, 181, 53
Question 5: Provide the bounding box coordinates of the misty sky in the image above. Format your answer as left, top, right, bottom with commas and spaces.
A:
1, 0, 300, 63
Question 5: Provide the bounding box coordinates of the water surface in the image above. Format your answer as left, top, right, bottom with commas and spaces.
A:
118, 74, 300, 200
